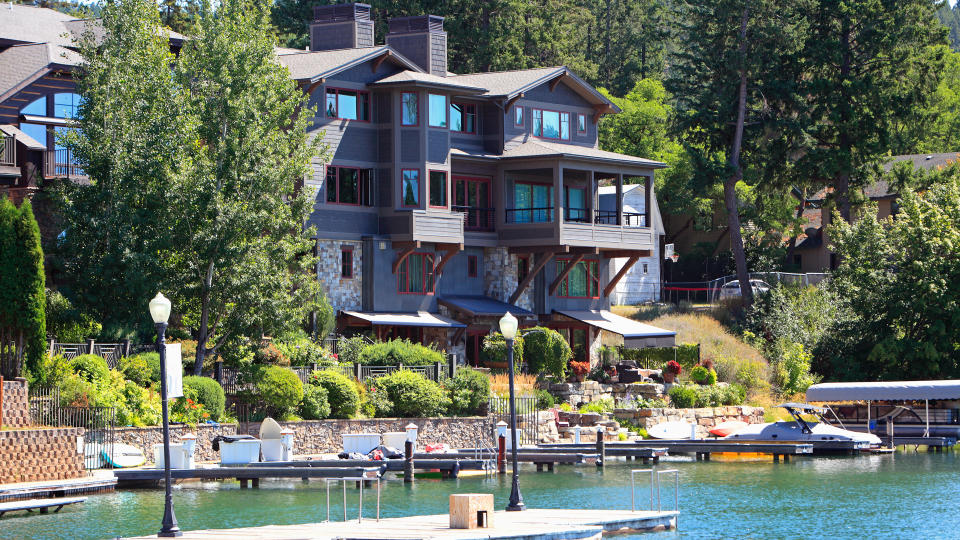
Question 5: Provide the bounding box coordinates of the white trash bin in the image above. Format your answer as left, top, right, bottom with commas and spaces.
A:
262, 429, 295, 461
342, 433, 381, 455
219, 438, 261, 465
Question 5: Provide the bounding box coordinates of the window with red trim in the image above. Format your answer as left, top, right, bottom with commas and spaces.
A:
428, 170, 447, 208
401, 169, 420, 207
325, 87, 370, 121
401, 92, 419, 126
450, 102, 476, 133
326, 166, 373, 206
341, 247, 354, 279
577, 113, 587, 134
556, 258, 599, 298
398, 253, 435, 294
532, 108, 570, 140
514, 106, 524, 127
467, 255, 478, 278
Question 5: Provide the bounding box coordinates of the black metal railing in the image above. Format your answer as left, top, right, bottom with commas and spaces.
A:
452, 205, 496, 231
218, 362, 455, 395
488, 395, 541, 446
29, 389, 116, 470
593, 210, 647, 227
564, 207, 589, 222
505, 207, 554, 224
0, 134, 14, 166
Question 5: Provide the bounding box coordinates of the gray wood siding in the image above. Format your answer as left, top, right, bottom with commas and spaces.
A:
427, 130, 449, 164
309, 207, 379, 237
401, 129, 420, 162
332, 126, 378, 162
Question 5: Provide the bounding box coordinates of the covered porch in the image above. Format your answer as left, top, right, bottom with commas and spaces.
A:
337, 310, 465, 349
547, 309, 677, 365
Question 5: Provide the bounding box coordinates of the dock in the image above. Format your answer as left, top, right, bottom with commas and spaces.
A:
540, 440, 818, 461
114, 466, 382, 488
248, 458, 486, 477
0, 496, 86, 518
881, 436, 956, 450
0, 474, 116, 502
129, 508, 678, 539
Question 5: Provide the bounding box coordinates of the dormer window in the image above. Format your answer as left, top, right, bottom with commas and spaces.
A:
532, 109, 570, 141
325, 87, 370, 121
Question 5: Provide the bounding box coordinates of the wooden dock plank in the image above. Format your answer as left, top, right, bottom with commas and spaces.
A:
0, 497, 86, 518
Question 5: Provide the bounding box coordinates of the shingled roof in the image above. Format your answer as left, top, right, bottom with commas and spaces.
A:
276, 46, 423, 82
0, 4, 79, 48
448, 66, 618, 111
0, 43, 81, 102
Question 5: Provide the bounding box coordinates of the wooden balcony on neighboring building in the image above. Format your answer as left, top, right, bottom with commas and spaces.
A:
44, 148, 87, 181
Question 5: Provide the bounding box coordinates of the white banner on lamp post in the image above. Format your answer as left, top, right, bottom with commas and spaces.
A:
165, 343, 183, 398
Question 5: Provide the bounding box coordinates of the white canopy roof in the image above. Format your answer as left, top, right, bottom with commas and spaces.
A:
806, 380, 960, 402
555, 310, 676, 348
341, 311, 465, 328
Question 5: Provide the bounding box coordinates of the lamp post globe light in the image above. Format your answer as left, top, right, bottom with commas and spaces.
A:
498, 311, 524, 512
150, 292, 181, 538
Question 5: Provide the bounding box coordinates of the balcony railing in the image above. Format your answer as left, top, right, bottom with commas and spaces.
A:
452, 205, 495, 231
564, 207, 589, 223
0, 135, 14, 166
594, 210, 647, 227
44, 148, 85, 179
505, 206, 554, 224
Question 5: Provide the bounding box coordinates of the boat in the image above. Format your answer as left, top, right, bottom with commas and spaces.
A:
723, 403, 881, 445
709, 420, 748, 437
647, 421, 695, 439
102, 443, 147, 468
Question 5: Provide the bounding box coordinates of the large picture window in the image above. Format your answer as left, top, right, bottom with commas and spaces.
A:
450, 102, 476, 133
325, 87, 370, 121
532, 108, 570, 140
429, 170, 447, 208
402, 169, 420, 207
428, 94, 447, 128
398, 253, 435, 294
556, 259, 599, 298
401, 92, 418, 126
510, 182, 553, 223
326, 166, 373, 205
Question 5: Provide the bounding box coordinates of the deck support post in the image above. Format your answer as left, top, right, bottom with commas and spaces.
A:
252, 478, 260, 488
773, 454, 780, 463
240, 478, 248, 489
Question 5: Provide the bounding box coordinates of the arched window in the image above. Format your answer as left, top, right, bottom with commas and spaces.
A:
18, 92, 84, 175
53, 93, 81, 119
19, 96, 48, 146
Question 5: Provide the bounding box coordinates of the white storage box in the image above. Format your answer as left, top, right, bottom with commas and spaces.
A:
382, 432, 407, 450
262, 429, 295, 462
342, 433, 381, 454
154, 443, 190, 469
220, 439, 261, 465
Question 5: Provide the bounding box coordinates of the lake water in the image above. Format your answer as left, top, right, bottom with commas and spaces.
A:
5, 451, 959, 539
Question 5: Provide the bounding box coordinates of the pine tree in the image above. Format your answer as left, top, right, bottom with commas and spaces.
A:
0, 198, 46, 378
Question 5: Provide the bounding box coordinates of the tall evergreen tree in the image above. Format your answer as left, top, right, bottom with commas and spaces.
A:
0, 198, 46, 379
583, 0, 670, 94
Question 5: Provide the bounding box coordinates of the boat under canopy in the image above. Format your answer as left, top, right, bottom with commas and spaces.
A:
806, 380, 960, 402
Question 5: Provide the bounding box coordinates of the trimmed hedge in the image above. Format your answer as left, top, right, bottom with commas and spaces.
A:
309, 370, 360, 418
183, 376, 226, 421
521, 327, 570, 378
669, 383, 745, 408
369, 369, 450, 418
446, 368, 490, 416
69, 354, 110, 382
119, 352, 160, 387
299, 385, 331, 420
256, 366, 304, 415
357, 339, 444, 366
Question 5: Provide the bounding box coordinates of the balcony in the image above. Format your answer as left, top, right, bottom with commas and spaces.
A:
0, 135, 14, 167
44, 149, 86, 180
389, 210, 465, 245
505, 207, 555, 224
565, 209, 647, 227
452, 205, 495, 232
500, 205, 654, 251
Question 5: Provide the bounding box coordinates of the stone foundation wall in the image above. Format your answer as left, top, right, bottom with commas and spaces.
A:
111, 423, 238, 464
483, 247, 533, 312
1, 379, 29, 428
550, 380, 666, 407
0, 427, 86, 484
614, 406, 765, 438
317, 239, 362, 312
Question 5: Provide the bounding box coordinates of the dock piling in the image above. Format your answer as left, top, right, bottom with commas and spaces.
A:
596, 428, 605, 468
498, 434, 507, 474
404, 440, 414, 483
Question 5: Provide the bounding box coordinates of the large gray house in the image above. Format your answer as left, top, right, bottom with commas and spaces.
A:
295, 4, 675, 364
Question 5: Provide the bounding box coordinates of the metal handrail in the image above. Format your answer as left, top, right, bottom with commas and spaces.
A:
324, 475, 381, 523
452, 205, 495, 231
631, 468, 679, 527
630, 468, 655, 512
505, 206, 554, 223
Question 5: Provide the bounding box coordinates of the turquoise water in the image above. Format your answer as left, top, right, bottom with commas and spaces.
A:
4, 451, 959, 539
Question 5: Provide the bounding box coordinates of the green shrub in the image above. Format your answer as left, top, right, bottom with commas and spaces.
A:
579, 397, 614, 414
482, 333, 524, 372
28, 353, 70, 388
183, 376, 225, 421
535, 389, 555, 410
668, 385, 698, 408
255, 343, 289, 365
309, 370, 360, 418
69, 354, 110, 382
45, 288, 101, 342
276, 338, 335, 367
256, 366, 304, 415
447, 368, 491, 415
690, 365, 710, 384
299, 385, 331, 419
620, 343, 699, 370
368, 370, 450, 418
521, 327, 571, 378
119, 352, 160, 387
337, 336, 369, 364
769, 339, 819, 395
357, 339, 444, 366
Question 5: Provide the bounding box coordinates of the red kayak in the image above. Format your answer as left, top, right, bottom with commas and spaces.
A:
709, 420, 748, 437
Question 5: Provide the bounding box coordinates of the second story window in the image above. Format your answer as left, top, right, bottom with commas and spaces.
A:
402, 168, 420, 207
402, 92, 418, 125
428, 94, 447, 128
577, 113, 587, 134
429, 170, 447, 208
556, 258, 599, 298
514, 106, 524, 127
450, 102, 476, 133
532, 109, 570, 140
398, 252, 435, 294
341, 247, 354, 279
326, 166, 373, 206
326, 88, 370, 121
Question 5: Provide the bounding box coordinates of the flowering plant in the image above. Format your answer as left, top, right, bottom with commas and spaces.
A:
570, 361, 590, 377
665, 360, 682, 375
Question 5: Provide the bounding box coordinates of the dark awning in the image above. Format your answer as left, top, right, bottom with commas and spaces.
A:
438, 295, 536, 318
554, 309, 676, 348
340, 310, 466, 328
806, 380, 960, 402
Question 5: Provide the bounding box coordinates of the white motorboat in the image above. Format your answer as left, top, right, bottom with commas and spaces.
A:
723, 403, 881, 445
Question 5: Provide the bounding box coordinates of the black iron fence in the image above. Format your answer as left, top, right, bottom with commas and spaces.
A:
49, 339, 132, 368
29, 386, 116, 470
488, 395, 541, 447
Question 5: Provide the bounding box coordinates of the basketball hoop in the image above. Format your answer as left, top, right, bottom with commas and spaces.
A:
670, 253, 679, 263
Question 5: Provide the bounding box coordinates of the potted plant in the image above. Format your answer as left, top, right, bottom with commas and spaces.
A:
663, 360, 682, 384
570, 360, 590, 382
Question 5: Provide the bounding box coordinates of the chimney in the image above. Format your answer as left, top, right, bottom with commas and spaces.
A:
309, 3, 374, 51
385, 15, 447, 76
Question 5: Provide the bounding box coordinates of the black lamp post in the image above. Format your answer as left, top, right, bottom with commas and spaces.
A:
499, 311, 524, 512
150, 292, 181, 538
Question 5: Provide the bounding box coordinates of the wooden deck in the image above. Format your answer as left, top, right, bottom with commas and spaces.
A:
114, 466, 383, 488
0, 497, 86, 518
129, 508, 678, 539
0, 474, 116, 502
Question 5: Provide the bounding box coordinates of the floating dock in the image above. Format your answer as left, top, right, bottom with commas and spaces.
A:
0, 474, 116, 502
129, 508, 678, 539
113, 466, 382, 488
0, 496, 86, 518
881, 436, 956, 450
540, 440, 820, 461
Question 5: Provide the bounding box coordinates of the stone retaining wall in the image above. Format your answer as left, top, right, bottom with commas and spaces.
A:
1, 379, 29, 428
0, 427, 86, 484
550, 380, 666, 406
614, 406, 764, 438
112, 417, 493, 463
